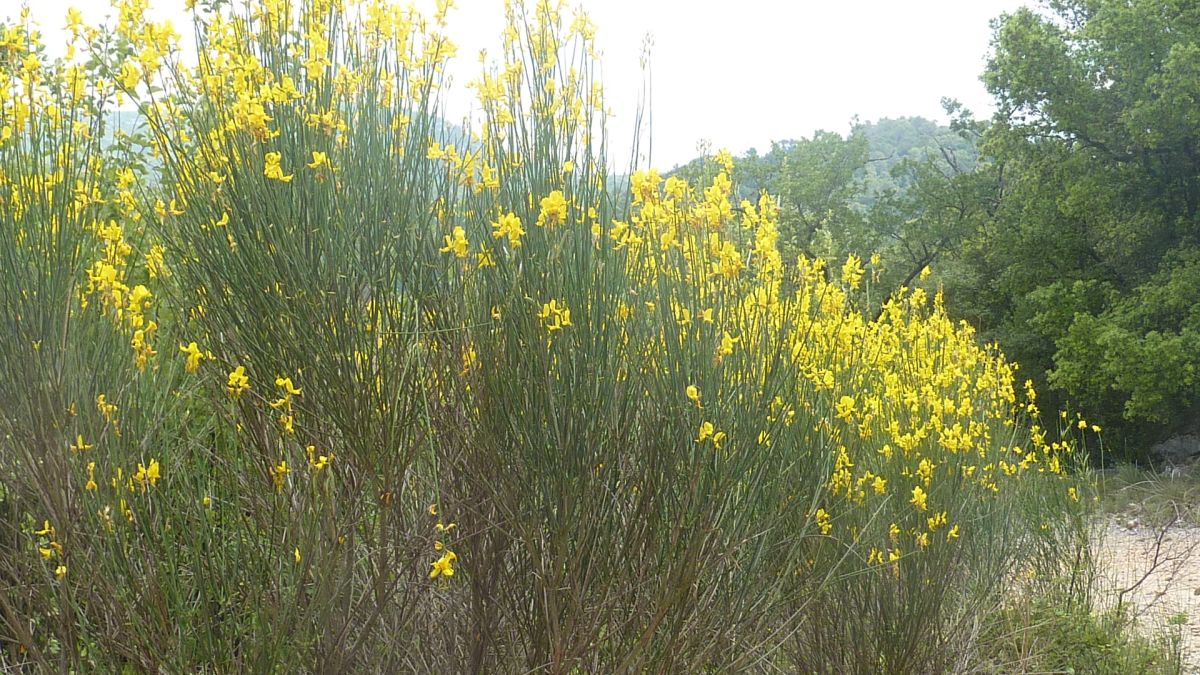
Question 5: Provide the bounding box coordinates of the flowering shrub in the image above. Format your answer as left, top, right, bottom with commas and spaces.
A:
0, 0, 1093, 671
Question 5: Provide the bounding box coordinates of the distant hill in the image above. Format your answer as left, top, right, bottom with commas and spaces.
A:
665, 116, 979, 207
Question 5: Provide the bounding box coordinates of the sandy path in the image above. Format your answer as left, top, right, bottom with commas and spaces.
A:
1097, 520, 1200, 672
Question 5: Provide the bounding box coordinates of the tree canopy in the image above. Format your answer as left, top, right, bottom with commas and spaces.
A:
963, 0, 1200, 443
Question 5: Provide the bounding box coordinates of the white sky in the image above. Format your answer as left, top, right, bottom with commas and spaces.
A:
21, 0, 1029, 169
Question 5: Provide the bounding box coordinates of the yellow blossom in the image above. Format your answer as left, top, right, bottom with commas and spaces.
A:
430, 550, 457, 578
227, 366, 250, 398
70, 434, 93, 452
834, 395, 855, 421
271, 461, 290, 493
814, 508, 832, 535
841, 254, 864, 289
538, 299, 572, 332
910, 485, 928, 512
132, 458, 161, 490
492, 211, 525, 247
264, 152, 293, 182
440, 226, 470, 258
306, 445, 332, 471
718, 332, 740, 359
306, 150, 331, 169
871, 476, 888, 495
537, 190, 568, 227
275, 376, 302, 397
179, 342, 205, 373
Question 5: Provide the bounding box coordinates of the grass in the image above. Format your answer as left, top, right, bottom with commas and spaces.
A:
1099, 463, 1200, 529
974, 589, 1184, 674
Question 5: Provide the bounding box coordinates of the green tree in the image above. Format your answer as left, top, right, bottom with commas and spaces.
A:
951, 0, 1200, 453
736, 131, 869, 262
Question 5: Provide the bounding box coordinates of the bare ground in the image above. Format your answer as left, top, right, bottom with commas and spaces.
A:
1097, 518, 1200, 672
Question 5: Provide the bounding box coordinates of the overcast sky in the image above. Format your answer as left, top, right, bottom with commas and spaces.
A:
24, 0, 1029, 169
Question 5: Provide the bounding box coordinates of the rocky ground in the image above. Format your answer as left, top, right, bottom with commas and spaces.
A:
1098, 519, 1200, 672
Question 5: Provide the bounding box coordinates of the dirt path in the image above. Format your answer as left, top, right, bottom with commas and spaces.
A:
1097, 519, 1200, 672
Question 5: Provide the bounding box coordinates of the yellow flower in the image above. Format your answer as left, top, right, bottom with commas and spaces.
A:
947, 524, 961, 541
271, 461, 290, 493
440, 226, 470, 258
306, 151, 330, 169
696, 421, 715, 443
35, 521, 55, 537
538, 299, 572, 333
814, 508, 832, 535
96, 394, 118, 422
430, 550, 457, 579
85, 462, 97, 492
264, 151, 293, 182
841, 254, 864, 289
179, 342, 205, 373
306, 445, 332, 471
718, 332, 740, 359
133, 458, 161, 490
492, 211, 525, 247
871, 476, 887, 495
275, 377, 302, 397
916, 458, 935, 486
919, 266, 932, 280
686, 385, 702, 408
537, 190, 568, 227
54, 565, 67, 580
834, 395, 855, 421
562, 160, 574, 173
294, 547, 301, 564
910, 486, 928, 512
227, 366, 251, 398
715, 241, 744, 280
70, 434, 93, 452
